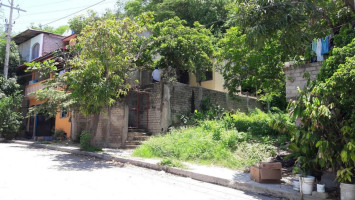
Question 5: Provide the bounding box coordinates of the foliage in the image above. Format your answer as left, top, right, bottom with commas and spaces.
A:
333, 24, 355, 48
29, 24, 70, 35
27, 14, 153, 143
53, 129, 67, 141
134, 109, 293, 169
227, 0, 355, 56
0, 32, 21, 77
218, 27, 287, 108
80, 130, 102, 152
158, 158, 187, 169
289, 39, 355, 183
0, 77, 23, 140
151, 17, 216, 81
68, 11, 101, 34
124, 0, 232, 35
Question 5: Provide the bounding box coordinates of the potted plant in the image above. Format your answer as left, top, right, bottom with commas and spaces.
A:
337, 167, 355, 200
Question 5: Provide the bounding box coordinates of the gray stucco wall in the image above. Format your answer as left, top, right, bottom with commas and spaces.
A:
284, 62, 322, 101
42, 34, 64, 55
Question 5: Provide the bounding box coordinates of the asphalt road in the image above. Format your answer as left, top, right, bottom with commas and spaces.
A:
0, 143, 279, 200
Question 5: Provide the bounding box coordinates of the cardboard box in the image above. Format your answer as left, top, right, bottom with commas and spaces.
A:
250, 165, 282, 183
259, 162, 282, 169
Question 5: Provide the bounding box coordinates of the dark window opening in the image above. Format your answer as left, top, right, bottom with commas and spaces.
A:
31, 43, 40, 60
177, 70, 189, 84
60, 108, 68, 118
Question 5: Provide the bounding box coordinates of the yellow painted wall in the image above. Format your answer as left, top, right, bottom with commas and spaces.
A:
189, 71, 228, 93
55, 111, 71, 138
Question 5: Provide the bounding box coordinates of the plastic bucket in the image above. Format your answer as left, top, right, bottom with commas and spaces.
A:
293, 178, 300, 191
300, 176, 315, 195
340, 183, 355, 200
317, 184, 325, 193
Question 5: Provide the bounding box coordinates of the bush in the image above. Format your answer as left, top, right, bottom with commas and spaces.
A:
134, 110, 292, 169
290, 38, 355, 183
0, 77, 23, 140
53, 129, 67, 141
80, 130, 102, 152
158, 158, 186, 168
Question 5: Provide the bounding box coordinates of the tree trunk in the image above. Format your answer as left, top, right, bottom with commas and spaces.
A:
105, 106, 112, 147
89, 114, 100, 145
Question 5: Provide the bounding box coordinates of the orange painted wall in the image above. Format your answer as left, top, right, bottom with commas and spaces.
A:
29, 99, 45, 106
55, 112, 71, 138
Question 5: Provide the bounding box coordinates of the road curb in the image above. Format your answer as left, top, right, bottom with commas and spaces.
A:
13, 140, 322, 200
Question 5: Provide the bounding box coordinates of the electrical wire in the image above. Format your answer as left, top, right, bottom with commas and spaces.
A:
43, 0, 106, 26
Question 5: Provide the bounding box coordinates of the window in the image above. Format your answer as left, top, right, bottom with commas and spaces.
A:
60, 108, 68, 118
204, 71, 213, 81
31, 43, 40, 60
198, 71, 213, 82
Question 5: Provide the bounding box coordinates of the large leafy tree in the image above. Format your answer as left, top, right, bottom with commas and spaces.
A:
227, 0, 355, 56
29, 24, 70, 35
151, 17, 216, 81
218, 27, 288, 109
124, 0, 232, 34
27, 14, 153, 144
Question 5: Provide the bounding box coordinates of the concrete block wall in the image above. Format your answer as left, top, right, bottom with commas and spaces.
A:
71, 102, 128, 148
42, 34, 64, 55
284, 62, 322, 101
167, 82, 262, 125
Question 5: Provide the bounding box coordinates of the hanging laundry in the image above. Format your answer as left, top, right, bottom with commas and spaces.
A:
316, 39, 324, 61
312, 40, 317, 53
321, 36, 329, 55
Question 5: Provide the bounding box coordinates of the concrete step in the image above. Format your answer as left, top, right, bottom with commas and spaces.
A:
124, 144, 139, 149
126, 141, 142, 145
128, 128, 146, 132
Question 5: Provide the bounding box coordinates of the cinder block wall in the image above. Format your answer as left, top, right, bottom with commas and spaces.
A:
71, 101, 128, 148
284, 62, 322, 101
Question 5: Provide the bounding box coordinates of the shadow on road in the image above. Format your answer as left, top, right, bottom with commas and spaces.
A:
7, 143, 122, 172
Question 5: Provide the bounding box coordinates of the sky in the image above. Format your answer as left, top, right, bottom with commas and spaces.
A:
0, 0, 128, 35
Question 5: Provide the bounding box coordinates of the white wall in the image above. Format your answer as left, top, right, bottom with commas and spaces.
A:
18, 33, 44, 62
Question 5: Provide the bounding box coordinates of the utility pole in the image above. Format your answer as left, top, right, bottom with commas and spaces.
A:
1, 0, 26, 79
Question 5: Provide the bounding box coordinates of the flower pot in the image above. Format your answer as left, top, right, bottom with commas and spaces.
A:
300, 176, 315, 195
340, 183, 355, 200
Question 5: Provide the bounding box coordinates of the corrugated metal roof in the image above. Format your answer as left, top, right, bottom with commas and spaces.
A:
12, 29, 65, 45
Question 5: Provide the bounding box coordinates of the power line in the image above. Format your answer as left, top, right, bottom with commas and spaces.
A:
43, 0, 106, 26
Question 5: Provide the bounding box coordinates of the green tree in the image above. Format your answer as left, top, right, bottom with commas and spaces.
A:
124, 0, 232, 34
29, 24, 70, 35
290, 39, 355, 183
0, 32, 21, 77
151, 17, 216, 81
218, 27, 287, 109
227, 0, 355, 56
0, 77, 23, 140
27, 14, 153, 144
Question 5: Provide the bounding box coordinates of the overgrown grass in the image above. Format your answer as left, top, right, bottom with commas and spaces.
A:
133, 109, 294, 169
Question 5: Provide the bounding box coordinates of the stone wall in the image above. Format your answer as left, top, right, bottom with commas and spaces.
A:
72, 82, 262, 146
167, 82, 262, 125
71, 101, 128, 148
284, 62, 322, 101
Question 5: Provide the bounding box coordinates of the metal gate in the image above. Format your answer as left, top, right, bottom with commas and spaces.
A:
127, 91, 149, 129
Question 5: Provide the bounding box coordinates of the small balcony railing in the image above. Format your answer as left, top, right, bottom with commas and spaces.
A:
25, 80, 46, 98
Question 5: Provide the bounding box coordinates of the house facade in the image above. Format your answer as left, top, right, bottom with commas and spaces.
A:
14, 29, 71, 140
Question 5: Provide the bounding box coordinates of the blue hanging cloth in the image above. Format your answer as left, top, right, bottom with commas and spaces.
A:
312, 40, 317, 53
321, 36, 329, 55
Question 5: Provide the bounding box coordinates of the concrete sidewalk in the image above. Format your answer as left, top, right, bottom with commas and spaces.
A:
13, 140, 323, 200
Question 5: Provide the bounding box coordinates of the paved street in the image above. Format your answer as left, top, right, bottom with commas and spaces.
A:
0, 143, 278, 200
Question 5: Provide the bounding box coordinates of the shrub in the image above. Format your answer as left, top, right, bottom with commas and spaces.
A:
134, 109, 292, 169
0, 77, 23, 140
290, 38, 355, 183
80, 130, 102, 152
53, 129, 67, 141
